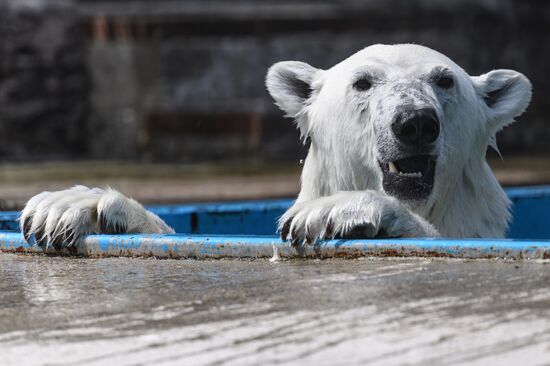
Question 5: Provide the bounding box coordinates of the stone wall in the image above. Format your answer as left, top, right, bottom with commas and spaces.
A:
0, 1, 90, 161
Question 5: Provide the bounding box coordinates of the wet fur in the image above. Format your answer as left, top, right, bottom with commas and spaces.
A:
267, 44, 531, 243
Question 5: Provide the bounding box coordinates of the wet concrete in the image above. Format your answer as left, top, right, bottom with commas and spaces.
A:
1, 254, 549, 365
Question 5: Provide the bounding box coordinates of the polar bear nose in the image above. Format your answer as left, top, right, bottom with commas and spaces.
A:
392, 108, 440, 148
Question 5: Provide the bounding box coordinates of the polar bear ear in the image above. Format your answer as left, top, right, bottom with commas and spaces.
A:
266, 61, 320, 118
472, 69, 532, 129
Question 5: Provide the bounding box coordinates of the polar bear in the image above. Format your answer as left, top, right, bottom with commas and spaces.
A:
268, 44, 531, 243
19, 44, 531, 249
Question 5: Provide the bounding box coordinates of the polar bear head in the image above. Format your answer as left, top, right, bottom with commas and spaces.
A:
266, 44, 531, 206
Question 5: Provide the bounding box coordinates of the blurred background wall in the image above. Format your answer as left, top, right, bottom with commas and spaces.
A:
0, 0, 547, 164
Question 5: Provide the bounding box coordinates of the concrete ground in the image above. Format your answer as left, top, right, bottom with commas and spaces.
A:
1, 254, 549, 365
0, 161, 300, 210
0, 156, 549, 210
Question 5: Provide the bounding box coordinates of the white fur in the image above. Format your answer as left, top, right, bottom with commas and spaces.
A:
280, 191, 438, 244
266, 44, 532, 242
20, 44, 532, 248
20, 185, 174, 248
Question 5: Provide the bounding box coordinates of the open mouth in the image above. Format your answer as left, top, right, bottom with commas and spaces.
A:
378, 155, 437, 200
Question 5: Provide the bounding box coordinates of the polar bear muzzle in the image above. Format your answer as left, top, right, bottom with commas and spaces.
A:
377, 107, 440, 201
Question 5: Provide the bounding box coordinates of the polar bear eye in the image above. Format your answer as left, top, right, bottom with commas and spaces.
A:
436, 75, 454, 89
353, 78, 372, 91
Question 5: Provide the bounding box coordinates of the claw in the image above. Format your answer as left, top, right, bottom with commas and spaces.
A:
99, 213, 107, 232
99, 213, 127, 234
35, 228, 47, 248
111, 221, 127, 234
22, 217, 33, 242
51, 238, 64, 251
291, 225, 298, 242
289, 223, 303, 246
305, 231, 315, 245
64, 228, 76, 247
50, 229, 64, 250
281, 218, 292, 241
324, 220, 334, 240
117, 221, 128, 234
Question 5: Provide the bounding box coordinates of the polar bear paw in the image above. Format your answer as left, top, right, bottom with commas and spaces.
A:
279, 191, 439, 245
20, 185, 174, 249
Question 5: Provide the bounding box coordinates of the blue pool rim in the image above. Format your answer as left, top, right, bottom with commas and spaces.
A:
1, 185, 550, 260
1, 232, 549, 260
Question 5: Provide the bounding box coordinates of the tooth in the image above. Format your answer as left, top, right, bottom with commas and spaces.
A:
398, 172, 423, 178
389, 162, 398, 173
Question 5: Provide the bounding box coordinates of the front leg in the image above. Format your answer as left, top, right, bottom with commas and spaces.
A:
20, 186, 174, 249
279, 191, 439, 245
